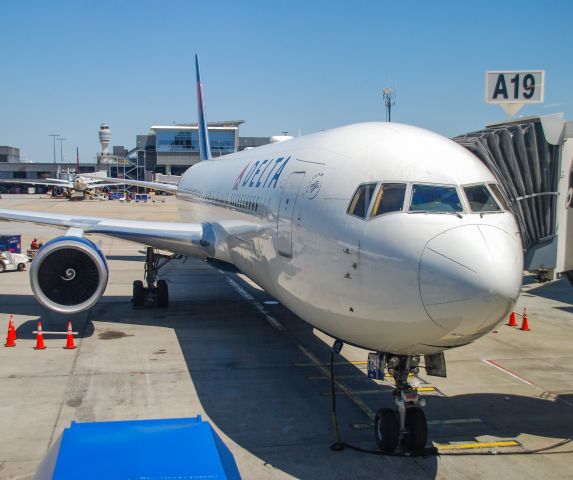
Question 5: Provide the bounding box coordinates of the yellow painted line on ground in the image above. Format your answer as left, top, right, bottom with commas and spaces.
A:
295, 360, 368, 367
306, 374, 366, 381
321, 386, 436, 396
415, 386, 436, 392
428, 418, 482, 426
436, 440, 520, 451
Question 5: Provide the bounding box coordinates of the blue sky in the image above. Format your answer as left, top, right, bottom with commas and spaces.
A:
1, 0, 572, 162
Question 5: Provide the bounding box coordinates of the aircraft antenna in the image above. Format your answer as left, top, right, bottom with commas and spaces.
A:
383, 87, 396, 122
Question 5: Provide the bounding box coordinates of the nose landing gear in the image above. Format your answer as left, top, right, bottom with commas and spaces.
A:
374, 355, 428, 452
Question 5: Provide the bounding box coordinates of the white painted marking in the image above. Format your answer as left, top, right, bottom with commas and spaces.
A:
483, 359, 535, 386
225, 277, 254, 301
238, 273, 264, 291
224, 275, 285, 331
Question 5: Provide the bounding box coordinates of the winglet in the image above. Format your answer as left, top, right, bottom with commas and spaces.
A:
195, 55, 212, 161
76, 147, 80, 174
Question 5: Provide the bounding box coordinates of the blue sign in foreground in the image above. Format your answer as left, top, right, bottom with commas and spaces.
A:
35, 416, 241, 480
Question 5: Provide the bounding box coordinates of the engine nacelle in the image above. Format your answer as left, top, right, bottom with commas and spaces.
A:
30, 236, 109, 314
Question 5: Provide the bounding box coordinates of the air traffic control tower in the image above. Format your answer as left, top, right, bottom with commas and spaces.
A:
99, 123, 111, 163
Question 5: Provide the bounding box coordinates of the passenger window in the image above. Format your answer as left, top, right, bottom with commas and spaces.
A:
347, 183, 377, 219
410, 184, 463, 213
372, 183, 406, 217
488, 183, 509, 210
463, 184, 501, 212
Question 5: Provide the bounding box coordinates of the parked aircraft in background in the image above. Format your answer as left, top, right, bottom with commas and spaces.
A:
0, 149, 119, 198
0, 56, 523, 452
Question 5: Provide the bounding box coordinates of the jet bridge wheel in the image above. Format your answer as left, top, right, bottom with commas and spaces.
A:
132, 280, 145, 307
374, 408, 400, 451
403, 407, 427, 451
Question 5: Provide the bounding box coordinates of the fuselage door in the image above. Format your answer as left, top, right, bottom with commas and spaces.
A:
277, 172, 305, 257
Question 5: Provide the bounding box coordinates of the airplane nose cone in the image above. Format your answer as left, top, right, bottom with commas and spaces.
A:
419, 225, 522, 341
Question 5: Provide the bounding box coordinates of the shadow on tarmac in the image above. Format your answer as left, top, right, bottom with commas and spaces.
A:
2, 283, 573, 479
524, 278, 573, 305
94, 294, 573, 478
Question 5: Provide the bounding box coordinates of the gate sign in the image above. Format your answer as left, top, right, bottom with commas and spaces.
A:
485, 70, 545, 104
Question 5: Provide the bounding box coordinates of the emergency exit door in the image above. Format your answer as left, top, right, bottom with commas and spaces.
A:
277, 172, 305, 257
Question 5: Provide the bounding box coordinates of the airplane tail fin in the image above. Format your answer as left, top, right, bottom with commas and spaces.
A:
76, 147, 80, 174
195, 55, 212, 161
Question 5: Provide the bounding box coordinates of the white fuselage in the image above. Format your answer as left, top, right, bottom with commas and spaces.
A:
175, 123, 523, 355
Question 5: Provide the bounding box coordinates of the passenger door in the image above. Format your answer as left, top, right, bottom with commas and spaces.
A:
277, 172, 305, 257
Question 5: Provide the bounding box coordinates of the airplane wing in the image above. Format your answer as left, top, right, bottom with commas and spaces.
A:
83, 182, 128, 189
0, 179, 71, 187
44, 178, 73, 184
83, 175, 178, 194
0, 208, 266, 259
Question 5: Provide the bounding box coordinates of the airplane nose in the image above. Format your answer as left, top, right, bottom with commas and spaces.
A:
419, 225, 522, 340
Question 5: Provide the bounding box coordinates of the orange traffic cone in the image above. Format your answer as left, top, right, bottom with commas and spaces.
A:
5, 320, 15, 347
9, 315, 16, 340
507, 311, 517, 327
520, 308, 530, 331
34, 322, 47, 350
63, 321, 76, 350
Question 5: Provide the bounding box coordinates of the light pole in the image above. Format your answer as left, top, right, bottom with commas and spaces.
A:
49, 134, 59, 164
58, 137, 67, 163
383, 87, 396, 122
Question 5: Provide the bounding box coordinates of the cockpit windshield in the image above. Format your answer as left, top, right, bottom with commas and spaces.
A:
463, 184, 502, 212
409, 184, 463, 213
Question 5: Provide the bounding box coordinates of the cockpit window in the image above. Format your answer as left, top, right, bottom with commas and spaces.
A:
463, 184, 501, 212
410, 184, 463, 213
347, 183, 377, 218
488, 183, 509, 210
372, 183, 406, 217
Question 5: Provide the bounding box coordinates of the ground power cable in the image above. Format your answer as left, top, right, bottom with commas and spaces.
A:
328, 351, 573, 457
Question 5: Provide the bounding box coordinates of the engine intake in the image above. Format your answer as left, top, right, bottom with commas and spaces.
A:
30, 236, 108, 314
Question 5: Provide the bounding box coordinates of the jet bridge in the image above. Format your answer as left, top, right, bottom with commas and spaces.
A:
454, 113, 573, 281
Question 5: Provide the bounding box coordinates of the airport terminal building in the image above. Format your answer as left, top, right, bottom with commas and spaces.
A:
0, 122, 271, 190
126, 121, 270, 176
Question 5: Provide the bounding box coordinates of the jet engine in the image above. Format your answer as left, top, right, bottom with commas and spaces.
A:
30, 236, 108, 314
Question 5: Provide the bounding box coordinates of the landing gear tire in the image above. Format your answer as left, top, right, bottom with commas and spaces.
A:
157, 279, 169, 307
133, 280, 145, 307
374, 408, 400, 452
404, 407, 427, 452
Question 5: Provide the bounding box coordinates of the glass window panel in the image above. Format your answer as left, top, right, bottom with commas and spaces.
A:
488, 183, 509, 210
463, 184, 501, 212
372, 183, 406, 217
347, 183, 377, 219
410, 184, 463, 213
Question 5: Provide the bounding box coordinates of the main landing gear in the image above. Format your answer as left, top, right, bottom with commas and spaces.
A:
374, 355, 428, 452
132, 247, 175, 308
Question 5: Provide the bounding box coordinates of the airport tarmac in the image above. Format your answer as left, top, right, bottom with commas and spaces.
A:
1, 194, 573, 479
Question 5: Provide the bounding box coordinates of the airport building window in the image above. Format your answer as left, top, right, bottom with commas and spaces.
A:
371, 183, 407, 217
409, 184, 463, 213
156, 130, 235, 155
347, 183, 377, 219
463, 184, 501, 212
